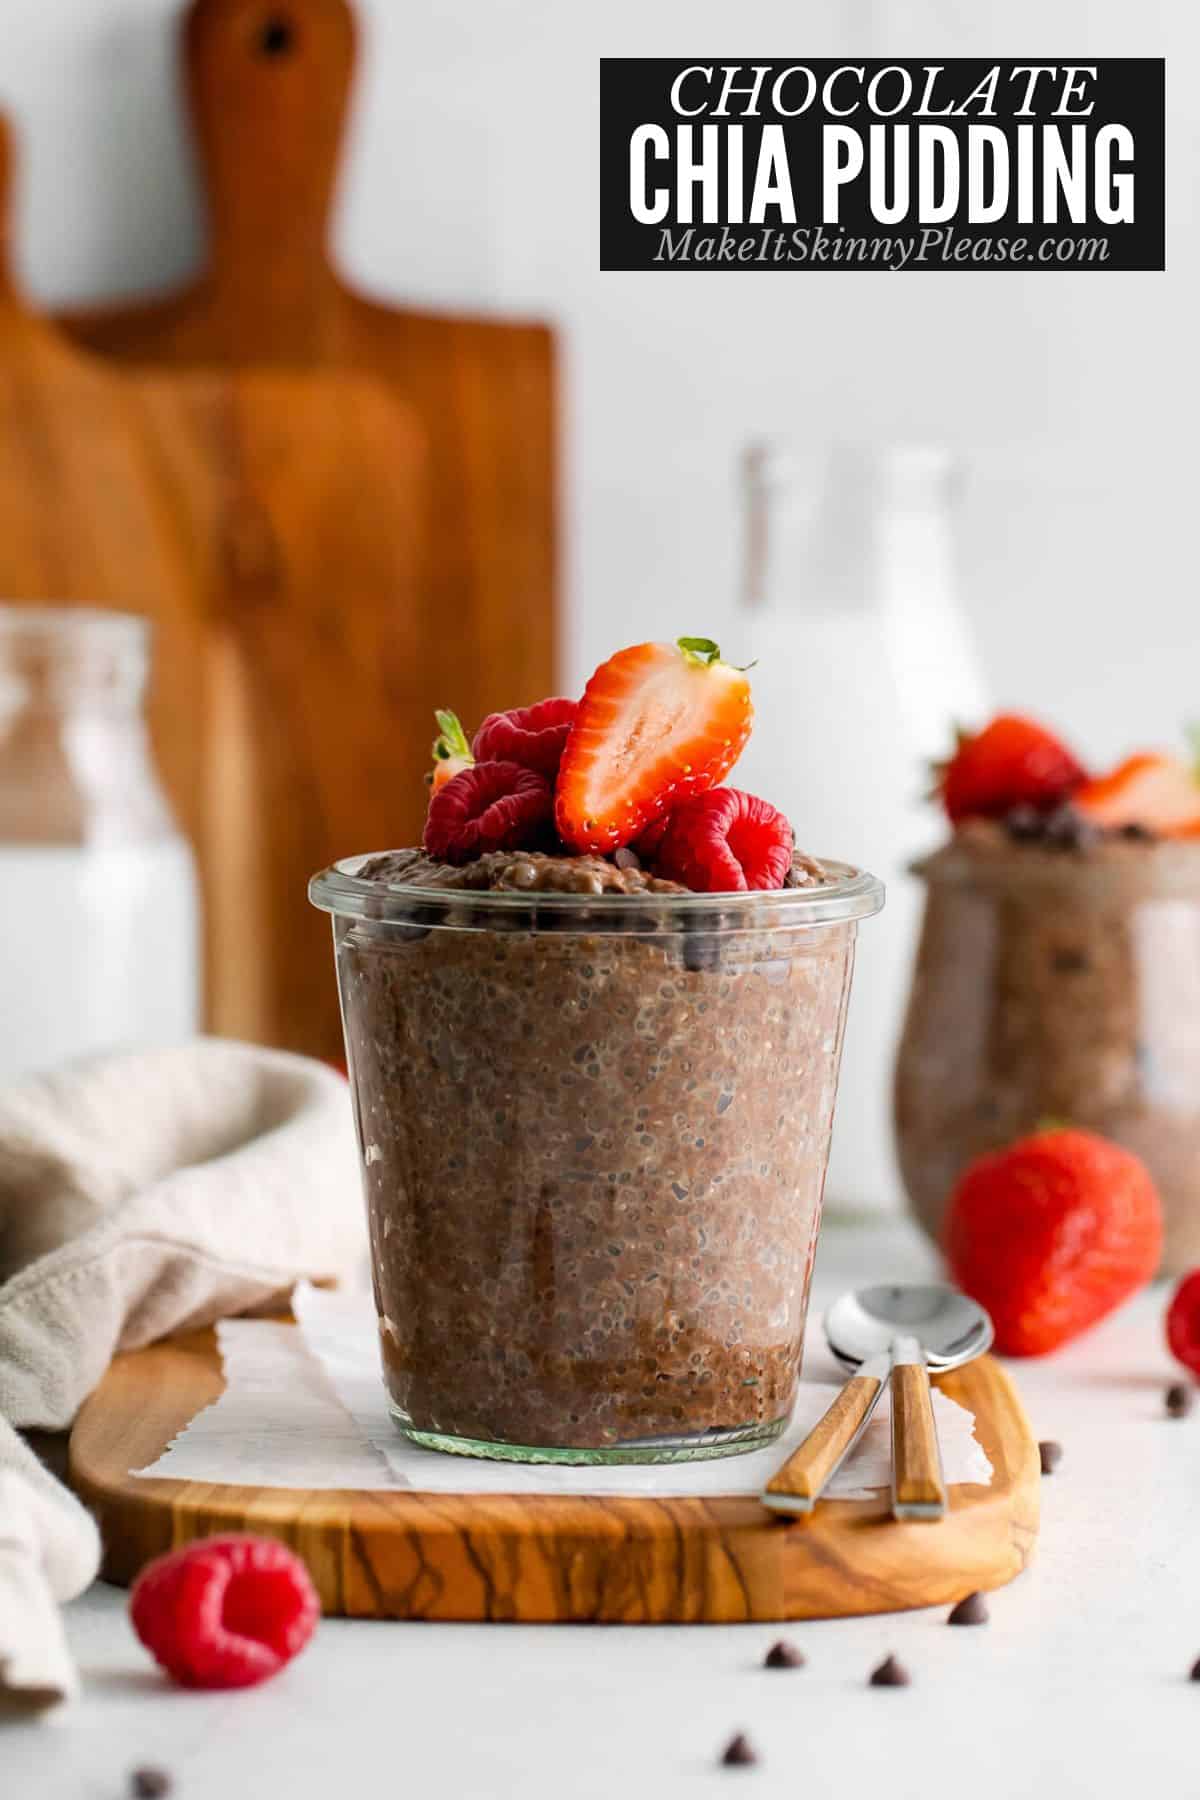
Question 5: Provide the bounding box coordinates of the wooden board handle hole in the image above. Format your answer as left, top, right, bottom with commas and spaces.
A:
257, 16, 296, 57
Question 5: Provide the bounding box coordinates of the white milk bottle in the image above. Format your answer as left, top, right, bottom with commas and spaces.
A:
0, 608, 200, 1083
733, 444, 988, 1213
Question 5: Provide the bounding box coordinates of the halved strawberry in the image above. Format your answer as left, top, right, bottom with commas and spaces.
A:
427, 709, 474, 794
937, 714, 1087, 826
555, 638, 753, 854
1074, 748, 1200, 836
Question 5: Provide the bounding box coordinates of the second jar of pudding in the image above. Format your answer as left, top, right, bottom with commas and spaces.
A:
895, 826, 1200, 1273
311, 850, 883, 1463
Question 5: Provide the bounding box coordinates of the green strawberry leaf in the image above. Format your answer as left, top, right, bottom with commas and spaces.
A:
677, 636, 757, 674
1185, 721, 1200, 784
677, 636, 722, 666
432, 708, 472, 762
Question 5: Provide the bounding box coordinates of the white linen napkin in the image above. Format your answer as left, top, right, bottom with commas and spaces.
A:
0, 1041, 363, 1712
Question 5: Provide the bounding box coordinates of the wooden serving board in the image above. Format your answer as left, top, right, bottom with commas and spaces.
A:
69, 1329, 1040, 1623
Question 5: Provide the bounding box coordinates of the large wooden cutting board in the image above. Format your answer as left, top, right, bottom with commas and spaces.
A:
70, 1327, 1040, 1622
58, 0, 558, 760
127, 368, 429, 1054
0, 108, 431, 1055
0, 121, 207, 849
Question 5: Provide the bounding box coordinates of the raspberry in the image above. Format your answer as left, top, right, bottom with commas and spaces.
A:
130, 1535, 319, 1689
655, 788, 793, 893
632, 814, 672, 861
423, 760, 553, 864
1167, 1270, 1200, 1378
472, 697, 578, 778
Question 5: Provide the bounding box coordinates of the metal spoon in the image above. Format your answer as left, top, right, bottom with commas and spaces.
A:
762, 1283, 993, 1522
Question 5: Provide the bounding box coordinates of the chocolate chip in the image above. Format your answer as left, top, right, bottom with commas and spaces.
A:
613, 846, 641, 871
1166, 1383, 1194, 1418
683, 931, 721, 973
1004, 804, 1045, 843
1041, 807, 1077, 847
1042, 805, 1096, 852
764, 1638, 805, 1668
1119, 821, 1156, 842
130, 1772, 172, 1799
1039, 1439, 1063, 1474
1190, 1656, 1200, 1682
720, 1732, 759, 1766
947, 1591, 989, 1626
1051, 947, 1089, 974
869, 1653, 910, 1687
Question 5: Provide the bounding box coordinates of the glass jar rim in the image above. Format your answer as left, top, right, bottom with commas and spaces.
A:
912, 839, 1200, 899
309, 852, 884, 934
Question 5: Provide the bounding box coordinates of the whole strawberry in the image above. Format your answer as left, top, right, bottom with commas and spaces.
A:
427, 709, 474, 794
937, 714, 1087, 825
1166, 1270, 1200, 1379
944, 1128, 1162, 1356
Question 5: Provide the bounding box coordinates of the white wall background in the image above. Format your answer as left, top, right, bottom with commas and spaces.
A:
1, 0, 1194, 763
1, 0, 1195, 1207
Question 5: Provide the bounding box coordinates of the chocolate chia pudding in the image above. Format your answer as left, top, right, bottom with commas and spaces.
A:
895, 821, 1200, 1273
311, 848, 883, 1461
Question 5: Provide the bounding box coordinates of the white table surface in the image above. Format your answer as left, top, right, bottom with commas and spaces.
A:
6, 1218, 1197, 1799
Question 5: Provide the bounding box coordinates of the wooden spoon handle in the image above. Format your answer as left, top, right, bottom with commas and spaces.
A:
762, 1371, 884, 1516
890, 1359, 947, 1520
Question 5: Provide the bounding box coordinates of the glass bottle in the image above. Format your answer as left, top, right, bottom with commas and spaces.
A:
735, 443, 989, 1214
0, 607, 200, 1082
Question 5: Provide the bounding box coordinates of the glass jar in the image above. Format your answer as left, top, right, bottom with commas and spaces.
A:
0, 607, 200, 1082
895, 836, 1200, 1274
310, 858, 882, 1464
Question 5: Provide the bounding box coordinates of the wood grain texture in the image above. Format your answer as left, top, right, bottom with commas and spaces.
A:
891, 1362, 948, 1519
69, 1330, 1040, 1623
0, 171, 428, 1056
763, 1373, 883, 1512
55, 0, 559, 928
125, 368, 428, 1056
0, 119, 207, 853
0, 0, 557, 1055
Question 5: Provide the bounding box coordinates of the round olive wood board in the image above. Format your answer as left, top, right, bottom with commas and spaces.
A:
69, 1328, 1039, 1623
